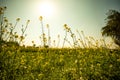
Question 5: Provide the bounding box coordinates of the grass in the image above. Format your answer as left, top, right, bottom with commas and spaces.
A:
0, 47, 120, 80
0, 6, 120, 80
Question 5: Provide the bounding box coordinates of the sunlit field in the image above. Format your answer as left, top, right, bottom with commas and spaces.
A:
1, 47, 120, 80
0, 6, 120, 80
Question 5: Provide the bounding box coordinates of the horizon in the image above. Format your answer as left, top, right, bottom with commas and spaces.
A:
0, 0, 120, 48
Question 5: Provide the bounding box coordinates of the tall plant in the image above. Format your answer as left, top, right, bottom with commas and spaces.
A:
0, 6, 7, 42
63, 24, 77, 48
39, 16, 47, 48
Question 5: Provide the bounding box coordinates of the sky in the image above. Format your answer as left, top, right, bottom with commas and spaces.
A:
0, 0, 120, 47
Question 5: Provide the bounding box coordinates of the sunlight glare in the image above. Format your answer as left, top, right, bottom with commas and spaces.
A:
38, 1, 55, 17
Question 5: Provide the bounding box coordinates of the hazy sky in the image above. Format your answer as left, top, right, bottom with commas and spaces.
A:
0, 0, 120, 47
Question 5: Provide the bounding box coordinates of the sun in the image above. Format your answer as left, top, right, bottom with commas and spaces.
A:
38, 1, 55, 17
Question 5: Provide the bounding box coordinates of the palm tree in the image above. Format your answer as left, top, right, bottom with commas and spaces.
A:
101, 10, 120, 47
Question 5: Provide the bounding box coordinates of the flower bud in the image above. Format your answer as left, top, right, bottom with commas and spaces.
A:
39, 16, 43, 21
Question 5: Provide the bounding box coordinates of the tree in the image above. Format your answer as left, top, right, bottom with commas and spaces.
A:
101, 10, 120, 47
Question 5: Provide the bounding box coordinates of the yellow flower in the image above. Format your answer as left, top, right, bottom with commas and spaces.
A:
27, 20, 30, 24
97, 63, 101, 67
0, 7, 3, 11
15, 35, 18, 38
28, 65, 31, 69
109, 64, 113, 68
4, 6, 7, 10
58, 34, 60, 38
21, 59, 25, 64
81, 30, 83, 33
38, 73, 44, 77
90, 64, 94, 69
39, 56, 44, 60
46, 24, 49, 28
20, 36, 24, 40
9, 23, 12, 26
71, 34, 74, 38
45, 62, 49, 65
59, 55, 64, 62
60, 58, 63, 62
24, 66, 27, 69
80, 76, 84, 80
0, 7, 4, 14
43, 62, 49, 67
16, 18, 20, 22
4, 18, 8, 22
75, 59, 78, 63
64, 24, 67, 27
39, 16, 43, 21
117, 58, 120, 62
2, 29, 5, 32
32, 41, 34, 43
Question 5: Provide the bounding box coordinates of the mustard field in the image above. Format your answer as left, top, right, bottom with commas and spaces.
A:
0, 47, 120, 80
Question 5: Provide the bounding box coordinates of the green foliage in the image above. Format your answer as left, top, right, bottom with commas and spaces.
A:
0, 47, 120, 80
102, 10, 120, 46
